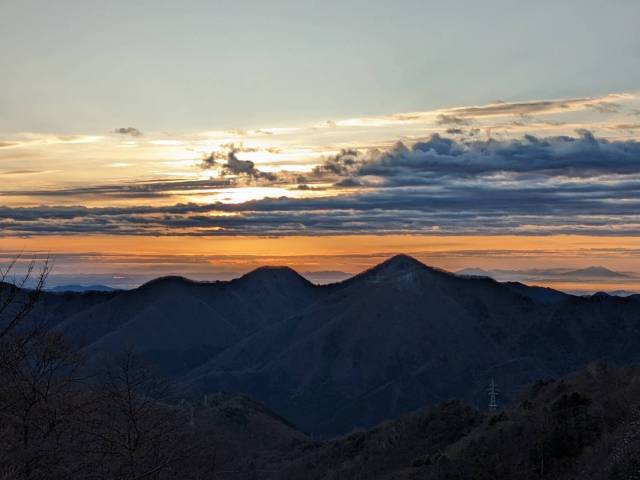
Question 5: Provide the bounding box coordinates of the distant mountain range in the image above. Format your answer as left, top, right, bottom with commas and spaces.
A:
456, 265, 638, 296
49, 284, 118, 293
11, 254, 640, 437
457, 265, 633, 280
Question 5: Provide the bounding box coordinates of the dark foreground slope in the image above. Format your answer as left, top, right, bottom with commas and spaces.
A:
186, 392, 310, 477
277, 363, 640, 480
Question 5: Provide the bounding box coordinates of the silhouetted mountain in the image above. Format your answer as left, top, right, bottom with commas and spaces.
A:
13, 255, 640, 436
55, 268, 319, 375
184, 255, 640, 435
502, 281, 569, 304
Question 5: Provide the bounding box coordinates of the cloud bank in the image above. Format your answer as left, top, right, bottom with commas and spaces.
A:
1, 132, 640, 237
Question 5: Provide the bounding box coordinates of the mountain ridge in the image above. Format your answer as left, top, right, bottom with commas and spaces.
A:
11, 254, 640, 436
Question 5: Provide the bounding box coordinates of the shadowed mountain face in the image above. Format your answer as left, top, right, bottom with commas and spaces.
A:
277, 363, 640, 480
11, 255, 640, 436
54, 267, 320, 375
183, 256, 640, 435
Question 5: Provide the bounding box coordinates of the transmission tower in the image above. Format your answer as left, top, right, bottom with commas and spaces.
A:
488, 378, 499, 411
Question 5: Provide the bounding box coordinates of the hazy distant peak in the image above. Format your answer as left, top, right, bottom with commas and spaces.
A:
454, 265, 633, 289
50, 284, 117, 293
455, 268, 494, 278
565, 266, 629, 278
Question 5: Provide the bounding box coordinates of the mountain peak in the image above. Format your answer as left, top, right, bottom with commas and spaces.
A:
378, 254, 426, 270
352, 254, 442, 285
138, 275, 198, 290
374, 254, 447, 274
239, 266, 312, 286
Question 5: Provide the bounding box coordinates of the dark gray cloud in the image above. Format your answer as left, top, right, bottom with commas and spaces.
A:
200, 151, 220, 169
312, 149, 361, 176
2, 133, 640, 237
2, 180, 640, 236
113, 127, 143, 137
342, 131, 640, 183
586, 101, 622, 114
1, 169, 43, 175
447, 97, 595, 117
0, 178, 233, 200
201, 145, 278, 181
436, 114, 473, 126
223, 151, 277, 180
612, 123, 640, 131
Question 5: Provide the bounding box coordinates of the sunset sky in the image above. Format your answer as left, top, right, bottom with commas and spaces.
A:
2, 0, 640, 292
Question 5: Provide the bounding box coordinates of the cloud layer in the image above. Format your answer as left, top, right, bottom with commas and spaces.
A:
1, 132, 639, 237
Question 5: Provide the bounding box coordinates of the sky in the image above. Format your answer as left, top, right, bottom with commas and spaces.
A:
1, 0, 640, 292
